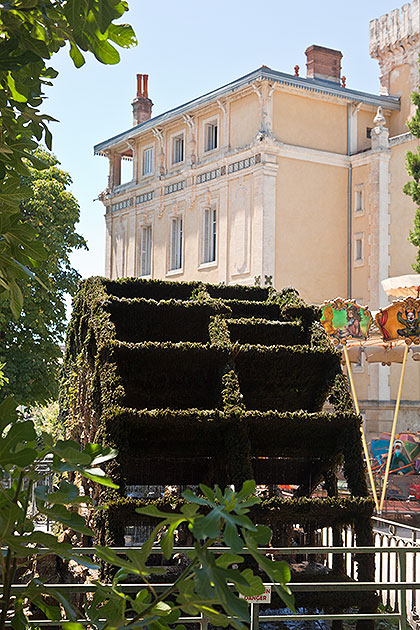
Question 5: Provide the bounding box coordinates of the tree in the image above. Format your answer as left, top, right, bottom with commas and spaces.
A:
404, 88, 420, 270
0, 1, 136, 316
0, 149, 86, 404
30, 400, 63, 441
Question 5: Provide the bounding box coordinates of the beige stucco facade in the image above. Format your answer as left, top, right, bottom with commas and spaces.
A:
95, 1, 420, 439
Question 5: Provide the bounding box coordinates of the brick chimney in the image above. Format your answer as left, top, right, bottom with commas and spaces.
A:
305, 45, 342, 83
132, 74, 153, 126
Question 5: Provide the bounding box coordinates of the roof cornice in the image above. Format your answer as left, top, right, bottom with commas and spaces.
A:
94, 66, 400, 155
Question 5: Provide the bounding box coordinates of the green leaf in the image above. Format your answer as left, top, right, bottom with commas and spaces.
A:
191, 510, 220, 540
35, 480, 84, 504
215, 552, 244, 569
236, 480, 257, 499
51, 440, 91, 465
136, 505, 178, 519
8, 280, 23, 319
199, 484, 216, 503
248, 524, 272, 546
7, 73, 26, 103
84, 443, 118, 466
90, 38, 120, 65
107, 23, 137, 48
40, 505, 93, 535
223, 519, 244, 553
80, 467, 119, 488
161, 518, 185, 559
0, 396, 17, 432
94, 545, 141, 574
182, 489, 209, 505
69, 42, 85, 68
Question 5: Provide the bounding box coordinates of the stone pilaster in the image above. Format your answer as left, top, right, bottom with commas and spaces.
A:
252, 150, 278, 284
105, 213, 113, 278
367, 109, 391, 403
108, 152, 122, 189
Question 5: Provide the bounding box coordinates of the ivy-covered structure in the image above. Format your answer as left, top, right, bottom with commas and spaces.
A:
62, 277, 376, 624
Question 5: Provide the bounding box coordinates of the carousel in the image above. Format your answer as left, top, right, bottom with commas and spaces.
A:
321, 275, 420, 516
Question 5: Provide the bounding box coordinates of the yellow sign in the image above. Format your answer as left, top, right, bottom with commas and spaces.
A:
376, 297, 420, 344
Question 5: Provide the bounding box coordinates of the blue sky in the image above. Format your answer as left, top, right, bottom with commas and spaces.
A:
45, 0, 408, 281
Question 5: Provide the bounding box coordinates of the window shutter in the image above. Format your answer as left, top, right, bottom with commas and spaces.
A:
140, 226, 152, 276
203, 209, 210, 263
211, 208, 216, 261
170, 220, 176, 269
146, 226, 152, 275
170, 218, 182, 270
140, 228, 146, 275
178, 218, 183, 268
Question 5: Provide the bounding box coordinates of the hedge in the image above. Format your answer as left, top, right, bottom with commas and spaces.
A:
106, 341, 230, 410
61, 275, 374, 621
104, 277, 201, 301
106, 299, 220, 343
227, 318, 308, 346
102, 495, 373, 534
234, 344, 340, 412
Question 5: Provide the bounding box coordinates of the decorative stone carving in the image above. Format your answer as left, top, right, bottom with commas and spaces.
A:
152, 128, 165, 176
371, 106, 389, 151
183, 114, 196, 166
252, 81, 275, 143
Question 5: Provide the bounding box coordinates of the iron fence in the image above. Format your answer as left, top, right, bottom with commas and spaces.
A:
4, 542, 420, 629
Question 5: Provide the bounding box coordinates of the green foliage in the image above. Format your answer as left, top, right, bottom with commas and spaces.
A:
91, 480, 294, 630
62, 277, 369, 531
0, 394, 294, 629
0, 149, 86, 404
0, 0, 136, 316
30, 400, 62, 441
0, 393, 118, 629
405, 88, 420, 270
62, 276, 376, 623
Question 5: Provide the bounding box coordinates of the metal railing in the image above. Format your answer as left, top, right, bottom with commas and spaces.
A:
6, 543, 420, 629
371, 515, 420, 629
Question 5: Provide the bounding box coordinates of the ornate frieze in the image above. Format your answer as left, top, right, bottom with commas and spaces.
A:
196, 166, 226, 185
228, 153, 261, 174
164, 180, 186, 195
136, 191, 154, 204
112, 198, 134, 212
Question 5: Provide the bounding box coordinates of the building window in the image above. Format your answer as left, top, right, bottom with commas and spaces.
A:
143, 147, 154, 176
366, 127, 372, 139
205, 121, 218, 152
172, 134, 184, 164
202, 207, 216, 264
354, 233, 364, 265
170, 217, 183, 270
355, 189, 363, 213
140, 225, 152, 276
353, 352, 365, 373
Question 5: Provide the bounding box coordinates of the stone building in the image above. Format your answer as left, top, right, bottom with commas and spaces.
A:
94, 2, 420, 438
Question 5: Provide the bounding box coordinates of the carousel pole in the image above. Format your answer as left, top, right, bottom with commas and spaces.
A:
379, 342, 409, 513
342, 342, 379, 512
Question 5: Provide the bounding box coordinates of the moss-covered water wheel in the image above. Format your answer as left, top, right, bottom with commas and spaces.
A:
62, 278, 376, 629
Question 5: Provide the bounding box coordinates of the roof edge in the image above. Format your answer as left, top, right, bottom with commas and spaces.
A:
94, 67, 400, 154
